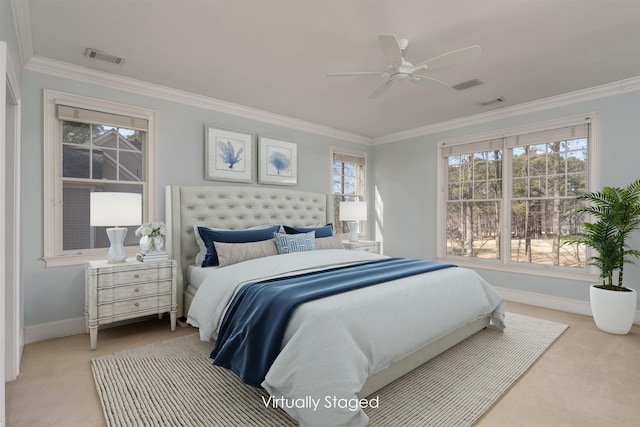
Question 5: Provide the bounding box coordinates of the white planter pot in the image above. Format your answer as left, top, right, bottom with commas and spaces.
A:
590, 285, 637, 335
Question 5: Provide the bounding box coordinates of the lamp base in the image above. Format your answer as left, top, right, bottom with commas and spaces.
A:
347, 221, 359, 242
106, 227, 128, 263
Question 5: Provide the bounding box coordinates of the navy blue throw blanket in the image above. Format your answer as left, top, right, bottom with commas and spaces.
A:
210, 257, 455, 387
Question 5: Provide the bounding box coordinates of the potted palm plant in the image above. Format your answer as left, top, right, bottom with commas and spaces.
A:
564, 179, 640, 334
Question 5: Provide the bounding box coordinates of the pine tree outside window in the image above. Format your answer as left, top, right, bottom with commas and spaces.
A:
438, 114, 598, 279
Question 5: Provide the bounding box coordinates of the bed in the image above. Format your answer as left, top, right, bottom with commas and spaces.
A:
165, 185, 505, 427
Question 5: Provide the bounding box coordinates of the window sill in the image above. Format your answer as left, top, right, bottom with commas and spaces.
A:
44, 247, 141, 268
437, 256, 600, 283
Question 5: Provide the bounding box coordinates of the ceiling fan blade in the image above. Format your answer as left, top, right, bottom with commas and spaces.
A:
413, 45, 482, 71
378, 35, 403, 66
411, 75, 451, 90
367, 80, 394, 99
326, 72, 384, 77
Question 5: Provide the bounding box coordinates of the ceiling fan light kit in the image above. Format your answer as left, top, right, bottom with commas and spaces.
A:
328, 34, 482, 99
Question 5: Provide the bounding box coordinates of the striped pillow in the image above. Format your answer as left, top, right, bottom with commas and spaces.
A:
274, 231, 316, 254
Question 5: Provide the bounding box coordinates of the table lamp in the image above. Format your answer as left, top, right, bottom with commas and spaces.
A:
339, 201, 367, 242
90, 192, 142, 263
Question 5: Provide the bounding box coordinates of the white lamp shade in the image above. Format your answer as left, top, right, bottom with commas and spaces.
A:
339, 201, 368, 221
90, 192, 142, 227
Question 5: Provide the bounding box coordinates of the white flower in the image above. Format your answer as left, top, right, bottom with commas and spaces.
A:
135, 221, 167, 238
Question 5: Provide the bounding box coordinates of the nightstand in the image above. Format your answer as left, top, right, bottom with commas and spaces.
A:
84, 258, 177, 350
342, 240, 381, 254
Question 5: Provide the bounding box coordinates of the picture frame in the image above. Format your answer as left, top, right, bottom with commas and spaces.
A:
205, 125, 253, 183
258, 136, 298, 186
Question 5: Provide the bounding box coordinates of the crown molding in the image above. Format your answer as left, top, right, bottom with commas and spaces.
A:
17, 38, 640, 148
23, 55, 373, 146
373, 75, 640, 145
10, 0, 640, 147
10, 0, 34, 66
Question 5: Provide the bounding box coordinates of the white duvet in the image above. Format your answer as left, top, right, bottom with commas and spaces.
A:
187, 250, 505, 427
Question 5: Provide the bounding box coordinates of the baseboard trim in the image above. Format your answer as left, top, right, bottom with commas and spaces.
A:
494, 286, 640, 325
23, 317, 86, 345
23, 288, 640, 344
23, 315, 167, 345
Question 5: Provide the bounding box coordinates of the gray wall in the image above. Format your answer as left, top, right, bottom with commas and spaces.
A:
9, 0, 640, 327
371, 90, 640, 308
20, 70, 371, 327
1, 0, 22, 86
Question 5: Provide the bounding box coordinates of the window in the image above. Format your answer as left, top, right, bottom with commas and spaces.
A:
44, 91, 156, 267
438, 114, 598, 278
331, 147, 367, 235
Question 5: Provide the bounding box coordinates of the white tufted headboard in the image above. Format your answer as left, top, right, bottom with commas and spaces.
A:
165, 185, 330, 316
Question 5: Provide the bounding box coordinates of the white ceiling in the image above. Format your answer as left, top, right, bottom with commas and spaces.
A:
17, 0, 640, 140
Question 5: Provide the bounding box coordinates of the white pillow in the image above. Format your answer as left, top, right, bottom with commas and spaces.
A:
315, 235, 345, 250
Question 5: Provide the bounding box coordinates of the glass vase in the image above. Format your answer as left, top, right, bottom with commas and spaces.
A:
152, 235, 164, 253
140, 235, 164, 253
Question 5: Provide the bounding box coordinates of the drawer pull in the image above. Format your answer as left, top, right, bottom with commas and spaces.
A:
134, 303, 140, 307
134, 288, 140, 293
134, 274, 140, 279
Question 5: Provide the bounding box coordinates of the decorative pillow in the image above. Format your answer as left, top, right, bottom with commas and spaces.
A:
283, 223, 333, 238
214, 239, 278, 267
194, 224, 279, 265
274, 231, 316, 254
195, 225, 281, 267
315, 235, 345, 250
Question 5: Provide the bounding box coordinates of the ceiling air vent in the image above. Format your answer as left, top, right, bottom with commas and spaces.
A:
451, 79, 483, 91
478, 97, 505, 107
84, 48, 124, 65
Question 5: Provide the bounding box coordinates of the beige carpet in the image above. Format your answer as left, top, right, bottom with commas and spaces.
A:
91, 312, 567, 426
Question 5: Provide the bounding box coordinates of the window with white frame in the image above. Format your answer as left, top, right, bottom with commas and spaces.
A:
438, 114, 598, 277
43, 91, 156, 267
331, 147, 367, 235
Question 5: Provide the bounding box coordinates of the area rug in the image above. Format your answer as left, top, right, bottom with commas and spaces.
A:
91, 312, 567, 426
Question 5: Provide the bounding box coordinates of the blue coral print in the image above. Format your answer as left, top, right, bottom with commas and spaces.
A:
218, 139, 244, 169
268, 150, 291, 176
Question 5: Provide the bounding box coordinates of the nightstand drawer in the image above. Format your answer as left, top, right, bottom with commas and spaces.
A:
98, 295, 172, 318
97, 267, 172, 287
342, 240, 381, 254
97, 280, 172, 302
85, 259, 177, 349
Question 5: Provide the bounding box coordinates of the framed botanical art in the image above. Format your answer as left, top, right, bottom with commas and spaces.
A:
205, 125, 253, 183
258, 136, 298, 186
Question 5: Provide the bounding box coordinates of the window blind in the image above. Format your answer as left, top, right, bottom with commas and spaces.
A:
440, 124, 589, 157
441, 138, 503, 157
506, 124, 589, 148
56, 105, 148, 131
333, 151, 366, 165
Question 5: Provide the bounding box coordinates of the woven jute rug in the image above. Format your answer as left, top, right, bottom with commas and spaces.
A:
92, 312, 567, 426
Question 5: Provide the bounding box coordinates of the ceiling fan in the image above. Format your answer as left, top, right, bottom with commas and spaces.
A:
327, 35, 481, 99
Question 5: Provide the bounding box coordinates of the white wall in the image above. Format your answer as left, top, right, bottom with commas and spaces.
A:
2, 0, 24, 421
1, 38, 7, 427
371, 88, 640, 312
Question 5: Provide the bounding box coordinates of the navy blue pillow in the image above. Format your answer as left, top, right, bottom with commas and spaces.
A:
197, 225, 281, 267
283, 223, 333, 238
